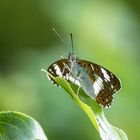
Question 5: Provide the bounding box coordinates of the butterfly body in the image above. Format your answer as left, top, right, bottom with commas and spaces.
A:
68, 53, 97, 98
47, 53, 121, 108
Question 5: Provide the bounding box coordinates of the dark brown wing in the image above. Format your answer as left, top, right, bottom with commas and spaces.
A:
78, 60, 121, 107
47, 59, 70, 86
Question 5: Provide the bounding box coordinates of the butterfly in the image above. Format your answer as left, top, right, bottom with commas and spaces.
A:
47, 31, 121, 108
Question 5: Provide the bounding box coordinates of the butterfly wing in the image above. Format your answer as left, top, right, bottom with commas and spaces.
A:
78, 60, 121, 107
47, 59, 121, 108
47, 59, 69, 86
47, 59, 81, 87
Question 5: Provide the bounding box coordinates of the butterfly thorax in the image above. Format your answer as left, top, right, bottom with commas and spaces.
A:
68, 53, 80, 78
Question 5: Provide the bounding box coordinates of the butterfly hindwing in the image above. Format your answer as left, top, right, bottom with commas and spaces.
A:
78, 60, 121, 107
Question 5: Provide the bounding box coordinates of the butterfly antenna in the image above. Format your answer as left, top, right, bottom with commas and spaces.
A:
70, 33, 74, 54
52, 28, 67, 46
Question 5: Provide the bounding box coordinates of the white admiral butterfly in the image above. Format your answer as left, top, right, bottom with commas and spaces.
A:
46, 30, 121, 108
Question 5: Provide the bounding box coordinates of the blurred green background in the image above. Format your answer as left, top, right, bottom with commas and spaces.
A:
0, 0, 140, 140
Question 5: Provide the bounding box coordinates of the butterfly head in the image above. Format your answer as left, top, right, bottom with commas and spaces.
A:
68, 53, 77, 61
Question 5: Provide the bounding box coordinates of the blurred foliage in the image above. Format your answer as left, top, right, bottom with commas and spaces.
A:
0, 0, 140, 140
0, 111, 47, 140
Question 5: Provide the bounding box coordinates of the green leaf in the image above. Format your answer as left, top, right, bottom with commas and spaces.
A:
45, 70, 128, 140
0, 111, 48, 140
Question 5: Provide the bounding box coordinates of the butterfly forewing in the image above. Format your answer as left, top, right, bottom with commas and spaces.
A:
47, 59, 70, 86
